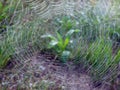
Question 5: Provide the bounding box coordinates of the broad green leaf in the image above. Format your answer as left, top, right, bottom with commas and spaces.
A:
48, 40, 58, 48
41, 34, 56, 40
63, 37, 70, 49
60, 50, 71, 63
56, 32, 63, 42
57, 41, 64, 50
66, 29, 80, 37
56, 32, 63, 49
62, 51, 70, 57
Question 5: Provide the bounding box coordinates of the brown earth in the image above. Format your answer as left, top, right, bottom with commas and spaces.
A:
0, 51, 109, 90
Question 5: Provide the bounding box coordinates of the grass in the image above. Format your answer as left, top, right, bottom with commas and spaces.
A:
0, 39, 14, 68
1, 0, 120, 89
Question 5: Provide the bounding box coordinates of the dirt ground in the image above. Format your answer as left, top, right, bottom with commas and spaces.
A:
0, 51, 109, 90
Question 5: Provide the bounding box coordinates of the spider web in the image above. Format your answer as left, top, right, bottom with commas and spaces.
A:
2, 0, 120, 85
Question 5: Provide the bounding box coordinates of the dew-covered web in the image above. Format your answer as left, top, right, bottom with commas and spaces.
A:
1, 0, 120, 87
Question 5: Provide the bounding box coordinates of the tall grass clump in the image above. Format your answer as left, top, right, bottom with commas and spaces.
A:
0, 0, 23, 68
0, 37, 14, 68
0, 0, 24, 34
0, 0, 45, 68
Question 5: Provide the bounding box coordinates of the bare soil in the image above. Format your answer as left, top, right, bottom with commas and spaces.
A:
0, 52, 109, 90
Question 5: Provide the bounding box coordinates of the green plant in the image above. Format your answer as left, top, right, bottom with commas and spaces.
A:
0, 1, 10, 21
51, 15, 79, 34
41, 29, 80, 63
0, 1, 10, 33
0, 0, 26, 34
60, 16, 77, 30
0, 39, 14, 68
76, 7, 102, 43
86, 38, 113, 81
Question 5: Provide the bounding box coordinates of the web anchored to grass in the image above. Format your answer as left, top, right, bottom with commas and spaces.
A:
1, 0, 120, 90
